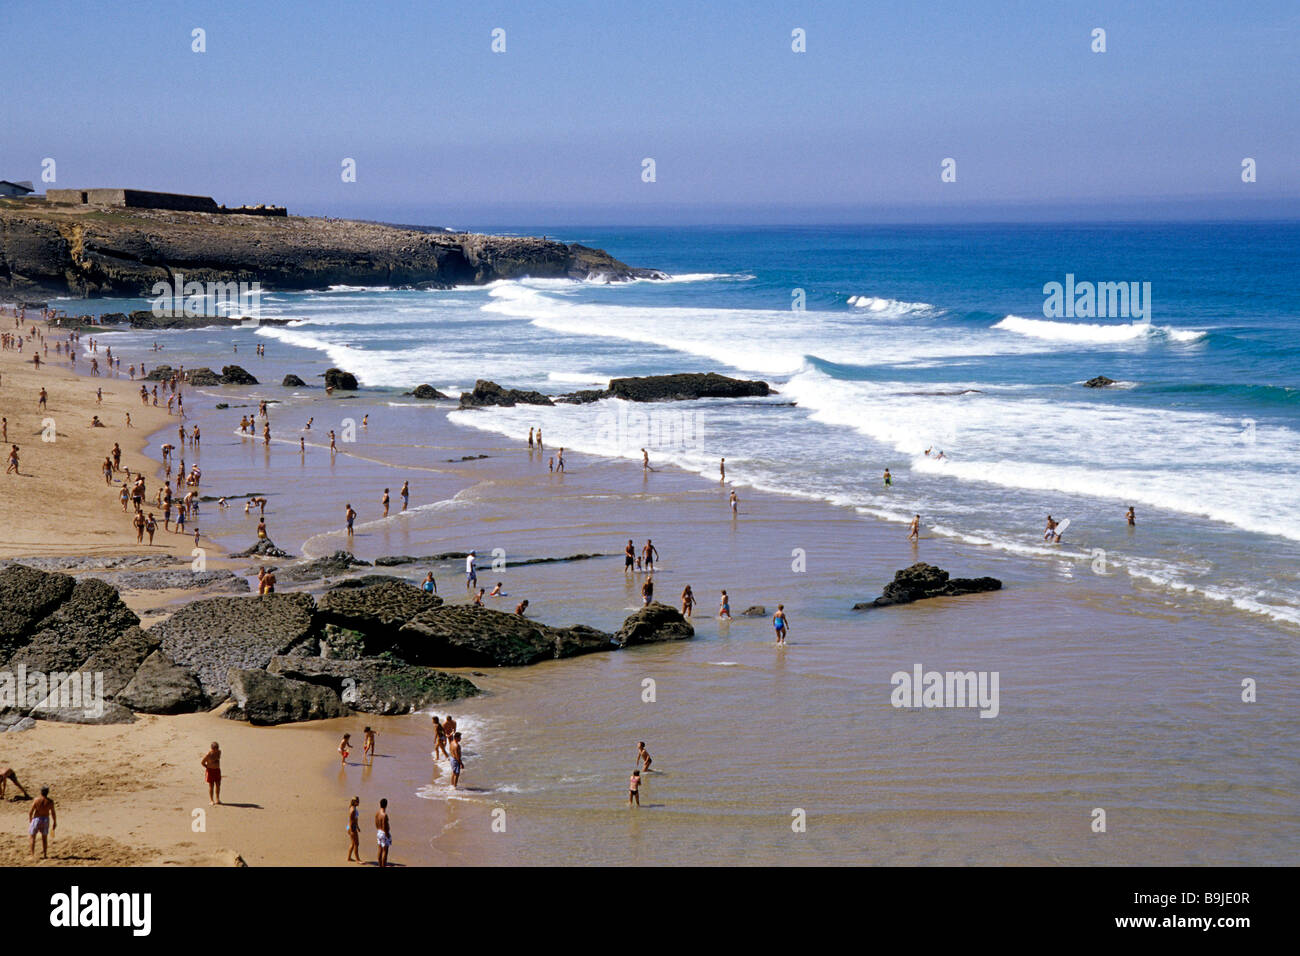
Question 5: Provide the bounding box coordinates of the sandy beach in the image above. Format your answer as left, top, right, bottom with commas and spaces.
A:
1, 309, 1297, 868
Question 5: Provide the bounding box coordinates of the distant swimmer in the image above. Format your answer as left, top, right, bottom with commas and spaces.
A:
304, 417, 313, 430
773, 604, 790, 645
718, 589, 732, 619
1126, 506, 1136, 527
883, 468, 892, 487
908, 514, 920, 542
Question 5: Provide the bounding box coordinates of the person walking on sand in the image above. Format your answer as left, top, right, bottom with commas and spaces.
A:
449, 732, 465, 788
201, 742, 221, 805
908, 514, 920, 542
346, 796, 361, 863
628, 770, 641, 808
375, 799, 392, 867
28, 787, 56, 858
680, 585, 695, 618
773, 604, 790, 645
339, 733, 353, 766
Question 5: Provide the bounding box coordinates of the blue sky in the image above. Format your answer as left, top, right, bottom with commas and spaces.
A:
3, 0, 1296, 224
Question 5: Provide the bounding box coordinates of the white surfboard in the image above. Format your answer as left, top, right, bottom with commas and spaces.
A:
1052, 518, 1070, 540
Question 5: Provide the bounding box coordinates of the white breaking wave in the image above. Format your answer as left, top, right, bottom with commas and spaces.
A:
847, 296, 937, 317
994, 314, 1207, 344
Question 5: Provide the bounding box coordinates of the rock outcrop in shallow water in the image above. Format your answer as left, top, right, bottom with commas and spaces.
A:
0, 198, 661, 296
556, 372, 772, 404
853, 563, 1002, 609
324, 368, 358, 390
1083, 375, 1118, 388
459, 379, 554, 408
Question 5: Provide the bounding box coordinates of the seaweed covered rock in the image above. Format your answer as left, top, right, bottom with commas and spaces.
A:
396, 606, 611, 667
316, 580, 444, 647
612, 602, 695, 647
267, 655, 479, 715
225, 668, 345, 724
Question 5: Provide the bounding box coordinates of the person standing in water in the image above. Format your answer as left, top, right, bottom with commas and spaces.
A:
729, 490, 738, 514
400, 480, 409, 511
718, 590, 732, 619
773, 604, 790, 645
1126, 506, 1136, 527
883, 468, 892, 488
908, 514, 920, 542
624, 539, 636, 574
720, 458, 726, 482
680, 585, 695, 618
641, 576, 654, 606
642, 448, 649, 470
1043, 515, 1058, 541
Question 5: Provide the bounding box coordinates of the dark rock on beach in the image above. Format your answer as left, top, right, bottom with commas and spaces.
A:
607, 373, 771, 403
740, 605, 767, 617
612, 602, 695, 647
82, 626, 161, 698
220, 364, 258, 385
0, 564, 76, 654
853, 563, 1002, 610
316, 580, 444, 647
324, 368, 358, 390
276, 550, 371, 583
267, 655, 479, 715
186, 368, 223, 386
96, 568, 250, 593
232, 538, 294, 559
459, 379, 554, 408
395, 605, 613, 667
5, 578, 139, 674
408, 384, 448, 400
151, 592, 319, 698
117, 650, 208, 714
282, 374, 308, 387
1084, 376, 1117, 388
225, 668, 346, 725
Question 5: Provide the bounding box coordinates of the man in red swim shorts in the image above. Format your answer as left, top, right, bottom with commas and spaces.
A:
201, 742, 222, 805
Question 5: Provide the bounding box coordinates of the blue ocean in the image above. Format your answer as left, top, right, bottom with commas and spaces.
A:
61, 221, 1300, 629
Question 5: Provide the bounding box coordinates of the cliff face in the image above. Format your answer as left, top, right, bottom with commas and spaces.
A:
0, 199, 660, 296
